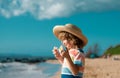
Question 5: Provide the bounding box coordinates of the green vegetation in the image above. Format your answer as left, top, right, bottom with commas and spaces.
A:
104, 44, 120, 55
86, 44, 120, 58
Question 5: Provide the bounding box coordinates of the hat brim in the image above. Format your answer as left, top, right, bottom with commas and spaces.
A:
53, 25, 88, 47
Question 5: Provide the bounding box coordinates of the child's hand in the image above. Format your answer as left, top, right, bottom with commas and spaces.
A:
60, 48, 70, 58
52, 46, 62, 59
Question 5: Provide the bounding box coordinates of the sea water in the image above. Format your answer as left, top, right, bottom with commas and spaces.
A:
0, 62, 60, 78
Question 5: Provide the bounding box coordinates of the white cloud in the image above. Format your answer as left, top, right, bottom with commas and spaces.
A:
0, 0, 120, 20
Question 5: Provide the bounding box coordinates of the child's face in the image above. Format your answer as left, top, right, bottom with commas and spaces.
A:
62, 39, 74, 49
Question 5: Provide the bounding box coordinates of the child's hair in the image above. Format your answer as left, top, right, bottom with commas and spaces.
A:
58, 31, 84, 49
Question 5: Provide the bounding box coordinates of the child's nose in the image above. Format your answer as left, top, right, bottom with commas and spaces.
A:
63, 40, 68, 45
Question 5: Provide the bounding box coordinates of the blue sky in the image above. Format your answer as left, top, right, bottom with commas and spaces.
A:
0, 0, 120, 57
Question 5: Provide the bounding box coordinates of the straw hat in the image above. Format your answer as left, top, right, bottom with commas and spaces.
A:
53, 24, 88, 47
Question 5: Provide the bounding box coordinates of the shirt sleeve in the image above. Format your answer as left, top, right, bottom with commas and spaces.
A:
74, 52, 85, 67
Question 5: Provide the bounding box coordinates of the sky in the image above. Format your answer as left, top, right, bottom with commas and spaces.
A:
0, 0, 120, 57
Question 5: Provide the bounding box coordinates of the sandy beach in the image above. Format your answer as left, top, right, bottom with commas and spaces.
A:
47, 56, 120, 78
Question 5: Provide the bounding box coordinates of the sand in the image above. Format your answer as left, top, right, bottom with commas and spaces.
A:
47, 57, 120, 78
84, 58, 120, 78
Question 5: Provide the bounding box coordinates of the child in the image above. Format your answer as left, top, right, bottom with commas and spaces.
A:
52, 24, 88, 78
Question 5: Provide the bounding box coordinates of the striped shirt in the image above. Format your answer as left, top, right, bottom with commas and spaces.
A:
61, 49, 85, 78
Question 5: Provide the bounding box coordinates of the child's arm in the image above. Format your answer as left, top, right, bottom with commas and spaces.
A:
61, 50, 84, 75
57, 56, 64, 64
65, 55, 80, 75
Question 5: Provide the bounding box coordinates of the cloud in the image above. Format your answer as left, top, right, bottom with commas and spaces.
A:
0, 0, 120, 20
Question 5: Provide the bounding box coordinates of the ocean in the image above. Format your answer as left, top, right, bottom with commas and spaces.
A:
0, 62, 60, 78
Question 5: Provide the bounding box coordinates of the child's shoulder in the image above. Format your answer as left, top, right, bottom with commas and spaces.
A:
69, 49, 79, 56
69, 49, 85, 57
